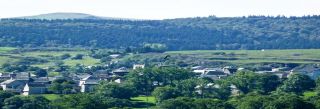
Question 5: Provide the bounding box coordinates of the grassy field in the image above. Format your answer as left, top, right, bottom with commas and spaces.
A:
22, 51, 88, 57
0, 47, 100, 69
41, 94, 156, 108
2, 48, 320, 71
0, 47, 16, 53
303, 91, 317, 99
0, 47, 17, 66
64, 56, 100, 66
166, 49, 320, 64
41, 94, 62, 101
131, 96, 156, 109
131, 96, 156, 104
32, 56, 100, 68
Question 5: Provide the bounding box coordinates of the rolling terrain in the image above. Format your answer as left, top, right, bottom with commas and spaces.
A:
0, 13, 319, 50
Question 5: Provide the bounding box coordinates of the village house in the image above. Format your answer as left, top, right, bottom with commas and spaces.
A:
0, 72, 53, 95
292, 65, 320, 80
109, 54, 121, 59
194, 68, 229, 80
79, 75, 99, 92
112, 67, 129, 76
0, 72, 33, 93
222, 66, 238, 74
1, 79, 28, 93
255, 71, 290, 78
133, 64, 145, 70
0, 73, 16, 80
92, 70, 111, 80
22, 83, 47, 96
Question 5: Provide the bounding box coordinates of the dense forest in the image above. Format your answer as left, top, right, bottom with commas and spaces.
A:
0, 15, 320, 50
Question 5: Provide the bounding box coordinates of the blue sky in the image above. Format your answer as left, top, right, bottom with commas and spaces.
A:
0, 0, 319, 19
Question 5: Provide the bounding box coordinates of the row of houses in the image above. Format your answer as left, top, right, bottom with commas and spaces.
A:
253, 65, 320, 80
2, 64, 320, 96
192, 66, 238, 80
192, 65, 320, 80
0, 64, 144, 95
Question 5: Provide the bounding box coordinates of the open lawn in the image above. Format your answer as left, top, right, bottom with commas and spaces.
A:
64, 56, 100, 66
303, 91, 317, 99
0, 48, 101, 69
22, 51, 88, 57
0, 47, 17, 66
0, 47, 16, 53
2, 48, 320, 71
131, 96, 156, 109
131, 96, 156, 104
39, 94, 62, 101
0, 56, 17, 66
165, 49, 320, 64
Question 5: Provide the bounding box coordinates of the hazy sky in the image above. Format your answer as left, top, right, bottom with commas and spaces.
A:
0, 0, 319, 19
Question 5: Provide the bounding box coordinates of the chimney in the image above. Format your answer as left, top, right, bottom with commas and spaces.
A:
28, 72, 31, 78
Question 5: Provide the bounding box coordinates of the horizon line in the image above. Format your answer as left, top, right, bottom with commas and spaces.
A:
1, 12, 320, 20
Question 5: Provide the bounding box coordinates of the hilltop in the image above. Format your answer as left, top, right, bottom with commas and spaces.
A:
13, 12, 135, 20
0, 14, 319, 50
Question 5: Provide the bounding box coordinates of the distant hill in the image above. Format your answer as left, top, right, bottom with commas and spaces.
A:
0, 15, 320, 50
14, 12, 133, 20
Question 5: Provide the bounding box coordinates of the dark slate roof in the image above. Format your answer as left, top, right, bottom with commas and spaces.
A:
206, 70, 225, 75
113, 67, 129, 73
28, 83, 47, 87
32, 77, 50, 83
293, 65, 320, 73
94, 70, 109, 74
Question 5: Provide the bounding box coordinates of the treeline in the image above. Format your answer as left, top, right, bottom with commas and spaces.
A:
0, 15, 320, 50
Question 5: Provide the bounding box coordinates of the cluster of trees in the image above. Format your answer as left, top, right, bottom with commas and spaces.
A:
48, 78, 77, 94
152, 72, 320, 109
68, 67, 320, 108
1, 16, 320, 50
1, 62, 48, 77
2, 66, 320, 108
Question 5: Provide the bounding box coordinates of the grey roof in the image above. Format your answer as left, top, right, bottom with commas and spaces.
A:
32, 77, 50, 83
27, 83, 47, 87
0, 79, 16, 84
94, 70, 109, 74
113, 67, 129, 73
293, 65, 320, 73
1, 79, 28, 85
206, 70, 225, 75
84, 81, 99, 85
81, 75, 99, 81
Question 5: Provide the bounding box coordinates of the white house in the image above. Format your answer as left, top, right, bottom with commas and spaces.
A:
79, 75, 99, 92
194, 68, 228, 80
22, 83, 47, 96
1, 79, 28, 93
133, 64, 145, 70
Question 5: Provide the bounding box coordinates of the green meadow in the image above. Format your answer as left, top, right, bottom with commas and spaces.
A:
1, 47, 320, 70
166, 49, 320, 64
0, 47, 99, 69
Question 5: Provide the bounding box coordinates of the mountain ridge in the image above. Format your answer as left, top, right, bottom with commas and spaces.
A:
13, 12, 139, 20
0, 15, 319, 50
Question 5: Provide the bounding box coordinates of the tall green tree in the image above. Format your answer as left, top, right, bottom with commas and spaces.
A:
277, 73, 315, 94
3, 96, 50, 109
0, 91, 15, 108
152, 86, 179, 103
95, 82, 137, 99
229, 72, 258, 94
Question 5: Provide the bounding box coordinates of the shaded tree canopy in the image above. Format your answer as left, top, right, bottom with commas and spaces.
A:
0, 15, 320, 50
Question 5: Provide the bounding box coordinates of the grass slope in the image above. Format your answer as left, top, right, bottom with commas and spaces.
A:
166, 49, 320, 64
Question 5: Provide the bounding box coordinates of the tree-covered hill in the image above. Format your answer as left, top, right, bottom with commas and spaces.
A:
0, 15, 319, 50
